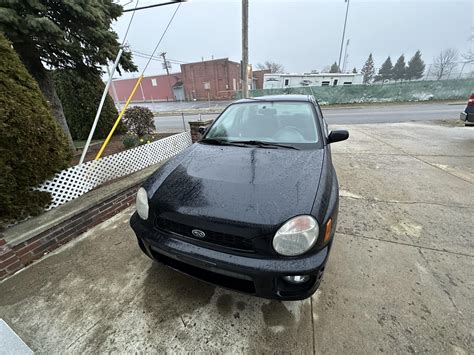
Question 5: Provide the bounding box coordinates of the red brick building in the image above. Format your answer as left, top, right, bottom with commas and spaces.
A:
253, 69, 271, 91
180, 58, 243, 100
109, 73, 182, 102
109, 59, 266, 103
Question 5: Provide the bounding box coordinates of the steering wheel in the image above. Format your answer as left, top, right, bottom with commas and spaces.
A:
274, 126, 305, 141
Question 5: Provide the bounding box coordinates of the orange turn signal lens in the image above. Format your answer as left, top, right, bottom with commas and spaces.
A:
323, 218, 333, 243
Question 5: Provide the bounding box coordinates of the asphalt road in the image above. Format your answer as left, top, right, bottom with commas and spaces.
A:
154, 102, 465, 133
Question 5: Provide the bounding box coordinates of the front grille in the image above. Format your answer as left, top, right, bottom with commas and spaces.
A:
154, 218, 255, 253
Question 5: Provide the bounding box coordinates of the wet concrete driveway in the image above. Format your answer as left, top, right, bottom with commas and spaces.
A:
1, 121, 473, 353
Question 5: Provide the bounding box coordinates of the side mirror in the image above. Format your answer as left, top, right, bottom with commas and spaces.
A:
198, 126, 208, 134
327, 130, 349, 144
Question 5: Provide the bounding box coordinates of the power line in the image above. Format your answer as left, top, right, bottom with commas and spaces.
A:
132, 49, 187, 64
143, 2, 182, 72
121, 0, 140, 45
123, 0, 185, 13
133, 53, 184, 68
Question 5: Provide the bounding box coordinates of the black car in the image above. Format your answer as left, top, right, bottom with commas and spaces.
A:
130, 95, 348, 300
460, 93, 474, 126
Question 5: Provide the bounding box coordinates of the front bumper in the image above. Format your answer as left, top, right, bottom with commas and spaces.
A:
130, 213, 330, 300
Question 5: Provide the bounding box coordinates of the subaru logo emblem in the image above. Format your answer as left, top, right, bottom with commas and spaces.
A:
192, 229, 206, 238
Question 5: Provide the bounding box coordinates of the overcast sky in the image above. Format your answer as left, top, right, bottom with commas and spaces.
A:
112, 0, 473, 78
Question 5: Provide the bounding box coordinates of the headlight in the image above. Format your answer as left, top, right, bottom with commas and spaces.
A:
136, 187, 149, 220
273, 215, 319, 256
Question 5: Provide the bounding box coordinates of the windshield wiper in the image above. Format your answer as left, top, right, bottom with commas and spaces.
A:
200, 138, 246, 147
231, 140, 300, 150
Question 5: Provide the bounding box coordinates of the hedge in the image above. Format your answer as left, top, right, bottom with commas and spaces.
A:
0, 34, 71, 227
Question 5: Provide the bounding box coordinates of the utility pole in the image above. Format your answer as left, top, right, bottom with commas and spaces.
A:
338, 0, 350, 72
160, 52, 175, 100
342, 39, 350, 72
241, 0, 249, 98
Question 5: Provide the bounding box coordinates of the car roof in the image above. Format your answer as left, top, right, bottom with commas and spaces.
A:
235, 94, 313, 104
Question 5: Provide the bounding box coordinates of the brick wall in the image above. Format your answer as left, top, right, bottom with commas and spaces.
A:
0, 184, 141, 280
181, 58, 241, 100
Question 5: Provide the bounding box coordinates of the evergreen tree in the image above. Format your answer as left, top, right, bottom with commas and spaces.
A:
361, 54, 375, 84
0, 1, 137, 150
0, 34, 71, 226
406, 50, 426, 80
54, 68, 126, 140
392, 55, 407, 81
329, 62, 341, 73
373, 73, 383, 82
378, 56, 393, 81
352, 67, 357, 73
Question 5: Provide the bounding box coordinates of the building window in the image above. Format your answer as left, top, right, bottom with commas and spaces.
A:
333, 79, 338, 86
151, 78, 157, 86
204, 81, 210, 90
284, 79, 290, 86
343, 82, 352, 85
321, 81, 330, 86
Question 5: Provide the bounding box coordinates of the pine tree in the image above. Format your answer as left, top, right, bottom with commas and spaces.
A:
0, 1, 137, 150
352, 67, 357, 73
361, 54, 375, 84
378, 56, 393, 81
406, 50, 425, 80
392, 55, 407, 81
329, 62, 341, 73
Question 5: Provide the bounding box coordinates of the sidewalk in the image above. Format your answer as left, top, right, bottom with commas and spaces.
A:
1, 122, 472, 353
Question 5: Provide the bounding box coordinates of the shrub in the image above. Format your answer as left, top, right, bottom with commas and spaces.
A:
54, 68, 127, 140
0, 34, 71, 227
122, 135, 139, 149
123, 106, 155, 136
122, 133, 155, 150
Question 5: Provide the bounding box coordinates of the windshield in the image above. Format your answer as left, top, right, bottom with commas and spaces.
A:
203, 101, 320, 145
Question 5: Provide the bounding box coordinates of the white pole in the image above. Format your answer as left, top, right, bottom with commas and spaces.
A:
79, 47, 124, 164
338, 0, 350, 71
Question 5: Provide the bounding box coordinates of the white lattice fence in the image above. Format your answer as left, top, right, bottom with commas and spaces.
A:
37, 132, 192, 209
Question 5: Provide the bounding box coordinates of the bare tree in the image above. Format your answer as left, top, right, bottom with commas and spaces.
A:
432, 49, 458, 80
461, 50, 474, 64
255, 61, 285, 73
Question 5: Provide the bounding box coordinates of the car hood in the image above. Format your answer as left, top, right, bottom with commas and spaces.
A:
146, 143, 324, 234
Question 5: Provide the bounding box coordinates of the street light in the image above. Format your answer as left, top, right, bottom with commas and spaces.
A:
337, 0, 350, 72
